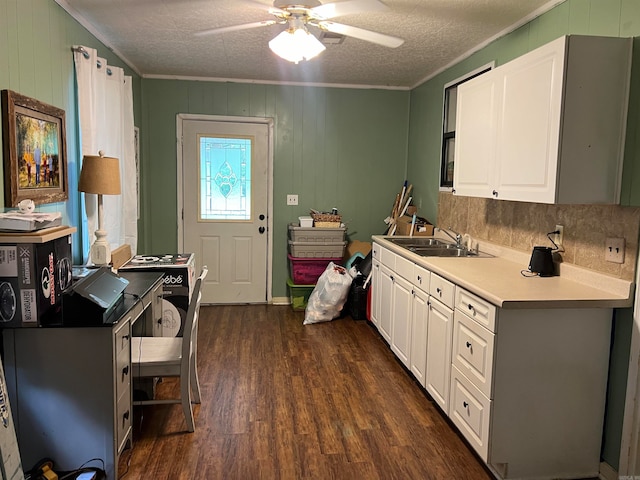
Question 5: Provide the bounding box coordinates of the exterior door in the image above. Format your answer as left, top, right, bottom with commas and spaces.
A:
180, 117, 271, 304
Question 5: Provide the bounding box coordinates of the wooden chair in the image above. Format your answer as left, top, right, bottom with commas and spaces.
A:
131, 266, 208, 432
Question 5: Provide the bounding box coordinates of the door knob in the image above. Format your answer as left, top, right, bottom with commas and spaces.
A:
259, 214, 265, 220
259, 226, 265, 234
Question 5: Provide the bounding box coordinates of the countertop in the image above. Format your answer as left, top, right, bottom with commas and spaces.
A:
372, 235, 634, 309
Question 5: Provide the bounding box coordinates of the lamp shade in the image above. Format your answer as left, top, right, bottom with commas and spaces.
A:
78, 154, 121, 195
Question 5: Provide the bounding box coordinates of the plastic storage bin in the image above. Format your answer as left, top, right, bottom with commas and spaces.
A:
288, 240, 346, 258
288, 254, 342, 284
287, 278, 315, 311
288, 223, 346, 243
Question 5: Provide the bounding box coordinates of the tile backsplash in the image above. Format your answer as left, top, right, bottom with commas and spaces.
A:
437, 192, 640, 281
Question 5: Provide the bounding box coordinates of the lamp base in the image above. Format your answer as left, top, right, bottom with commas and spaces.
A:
91, 229, 111, 266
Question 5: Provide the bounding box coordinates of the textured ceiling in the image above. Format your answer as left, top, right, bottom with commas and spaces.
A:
55, 0, 564, 89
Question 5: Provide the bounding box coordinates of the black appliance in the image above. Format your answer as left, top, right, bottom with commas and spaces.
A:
528, 246, 554, 277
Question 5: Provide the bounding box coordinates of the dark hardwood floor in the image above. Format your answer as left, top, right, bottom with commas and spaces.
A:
118, 305, 494, 479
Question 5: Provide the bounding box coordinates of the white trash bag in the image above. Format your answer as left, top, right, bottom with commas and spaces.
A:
303, 262, 355, 325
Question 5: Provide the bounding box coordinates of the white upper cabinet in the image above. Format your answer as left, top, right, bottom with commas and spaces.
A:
454, 35, 632, 204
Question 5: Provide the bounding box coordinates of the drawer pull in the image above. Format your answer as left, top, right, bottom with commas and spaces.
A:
122, 366, 129, 376
417, 275, 421, 282
463, 401, 469, 408
123, 334, 130, 340
466, 341, 472, 349
468, 303, 476, 314
436, 287, 442, 295
123, 410, 130, 422
390, 275, 395, 282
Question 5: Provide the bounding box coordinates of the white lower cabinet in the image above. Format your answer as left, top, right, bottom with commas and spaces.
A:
409, 286, 429, 386
450, 365, 491, 459
424, 296, 453, 413
371, 240, 614, 480
390, 273, 412, 367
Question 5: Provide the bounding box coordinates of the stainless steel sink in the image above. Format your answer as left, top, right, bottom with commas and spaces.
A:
387, 236, 485, 257
406, 244, 478, 257
388, 237, 449, 247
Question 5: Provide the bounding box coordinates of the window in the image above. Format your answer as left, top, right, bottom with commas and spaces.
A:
199, 135, 252, 220
440, 64, 493, 189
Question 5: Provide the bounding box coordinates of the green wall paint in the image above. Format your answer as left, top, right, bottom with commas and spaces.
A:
406, 0, 640, 469
0, 0, 141, 262
140, 80, 409, 297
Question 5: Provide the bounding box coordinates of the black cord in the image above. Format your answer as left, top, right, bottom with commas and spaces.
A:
124, 292, 140, 299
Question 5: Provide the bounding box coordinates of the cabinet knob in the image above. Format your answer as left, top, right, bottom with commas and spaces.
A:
390, 275, 394, 282
436, 287, 442, 295
452, 188, 456, 194
122, 366, 129, 375
417, 275, 421, 282
466, 341, 472, 348
463, 401, 469, 408
468, 303, 476, 314
492, 190, 498, 197
123, 410, 130, 421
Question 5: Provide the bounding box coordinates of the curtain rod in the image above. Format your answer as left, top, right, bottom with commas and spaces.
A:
71, 46, 113, 76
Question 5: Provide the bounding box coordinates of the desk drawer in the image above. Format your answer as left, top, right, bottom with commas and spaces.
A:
116, 393, 132, 453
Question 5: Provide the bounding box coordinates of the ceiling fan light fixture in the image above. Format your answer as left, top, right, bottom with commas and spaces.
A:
269, 27, 326, 64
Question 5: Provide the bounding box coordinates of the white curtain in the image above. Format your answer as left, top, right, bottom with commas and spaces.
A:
73, 46, 137, 261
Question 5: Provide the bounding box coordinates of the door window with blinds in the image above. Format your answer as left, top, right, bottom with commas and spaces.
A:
199, 135, 252, 221
440, 64, 493, 189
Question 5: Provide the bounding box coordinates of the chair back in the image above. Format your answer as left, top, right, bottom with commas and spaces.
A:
181, 266, 208, 379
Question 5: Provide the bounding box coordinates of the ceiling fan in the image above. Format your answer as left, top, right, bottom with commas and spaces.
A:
195, 0, 404, 63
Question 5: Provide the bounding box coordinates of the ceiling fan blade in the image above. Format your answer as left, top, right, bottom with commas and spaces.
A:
319, 21, 404, 48
311, 0, 388, 20
194, 20, 276, 37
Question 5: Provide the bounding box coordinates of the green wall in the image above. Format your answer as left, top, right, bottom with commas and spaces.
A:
0, 0, 141, 262
139, 80, 410, 297
406, 0, 640, 469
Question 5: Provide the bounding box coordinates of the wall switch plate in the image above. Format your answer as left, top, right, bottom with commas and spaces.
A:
605, 237, 625, 263
286, 194, 298, 206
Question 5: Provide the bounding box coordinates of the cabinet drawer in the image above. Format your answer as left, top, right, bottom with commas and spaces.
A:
453, 310, 495, 398
455, 288, 497, 332
116, 393, 132, 454
450, 365, 491, 461
114, 320, 131, 361
413, 264, 430, 292
429, 274, 455, 308
372, 243, 380, 261
395, 254, 413, 281
380, 246, 396, 270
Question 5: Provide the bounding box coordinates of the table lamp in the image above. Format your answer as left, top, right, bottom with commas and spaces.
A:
78, 151, 121, 266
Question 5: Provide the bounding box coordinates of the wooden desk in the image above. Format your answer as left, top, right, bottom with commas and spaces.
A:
2, 271, 163, 479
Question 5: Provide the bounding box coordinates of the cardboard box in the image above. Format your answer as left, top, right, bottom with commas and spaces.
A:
395, 216, 435, 236
119, 253, 195, 337
0, 229, 73, 327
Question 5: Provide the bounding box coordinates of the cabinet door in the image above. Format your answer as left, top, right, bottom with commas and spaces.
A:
378, 264, 394, 343
390, 275, 412, 368
495, 37, 565, 203
425, 297, 454, 413
453, 70, 499, 198
410, 287, 429, 387
370, 259, 380, 327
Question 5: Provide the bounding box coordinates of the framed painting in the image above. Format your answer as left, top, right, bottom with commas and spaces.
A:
1, 90, 68, 206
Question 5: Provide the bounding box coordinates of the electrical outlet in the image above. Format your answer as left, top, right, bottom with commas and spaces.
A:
605, 237, 625, 263
286, 194, 298, 206
554, 224, 564, 247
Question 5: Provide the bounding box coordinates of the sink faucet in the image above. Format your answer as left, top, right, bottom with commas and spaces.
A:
437, 227, 463, 246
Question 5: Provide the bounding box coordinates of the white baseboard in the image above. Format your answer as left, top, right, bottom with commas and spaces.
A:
272, 296, 289, 305
600, 461, 617, 480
